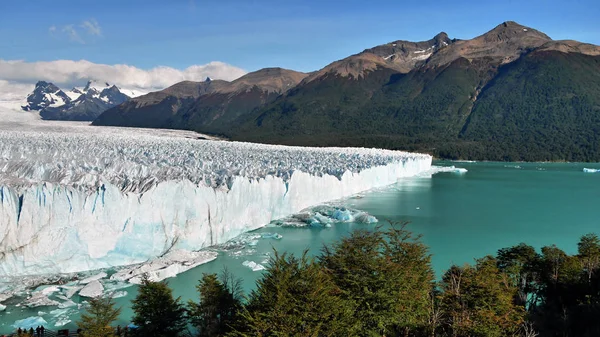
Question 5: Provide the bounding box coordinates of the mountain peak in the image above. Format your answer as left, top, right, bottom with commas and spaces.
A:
482, 21, 551, 43
83, 80, 93, 92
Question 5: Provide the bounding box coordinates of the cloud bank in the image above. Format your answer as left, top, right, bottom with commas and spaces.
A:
0, 59, 247, 102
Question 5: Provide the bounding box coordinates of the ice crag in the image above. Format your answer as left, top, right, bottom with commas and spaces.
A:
0, 122, 432, 276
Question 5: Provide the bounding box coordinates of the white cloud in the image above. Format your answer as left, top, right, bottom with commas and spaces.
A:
62, 25, 84, 44
49, 25, 57, 34
81, 19, 102, 36
0, 59, 247, 101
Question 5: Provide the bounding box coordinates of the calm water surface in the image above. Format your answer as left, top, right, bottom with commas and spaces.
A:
2, 161, 600, 332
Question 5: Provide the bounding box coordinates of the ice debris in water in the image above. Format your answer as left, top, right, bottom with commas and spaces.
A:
583, 168, 600, 173
110, 250, 218, 284
79, 280, 104, 298
273, 205, 378, 227
12, 316, 47, 329
242, 261, 267, 272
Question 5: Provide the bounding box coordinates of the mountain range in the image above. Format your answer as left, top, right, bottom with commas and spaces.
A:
92, 21, 600, 161
22, 80, 130, 121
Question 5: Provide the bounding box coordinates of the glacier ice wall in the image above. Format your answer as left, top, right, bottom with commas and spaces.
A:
0, 126, 431, 276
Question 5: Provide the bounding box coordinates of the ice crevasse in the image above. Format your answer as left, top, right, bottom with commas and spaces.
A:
0, 128, 432, 276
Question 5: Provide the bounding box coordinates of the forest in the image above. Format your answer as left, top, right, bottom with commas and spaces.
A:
72, 223, 600, 337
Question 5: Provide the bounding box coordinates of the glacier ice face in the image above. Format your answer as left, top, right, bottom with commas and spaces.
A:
0, 122, 432, 277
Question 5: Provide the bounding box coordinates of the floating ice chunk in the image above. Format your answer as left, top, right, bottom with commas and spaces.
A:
12, 316, 47, 329
24, 292, 60, 308
80, 272, 108, 284
242, 261, 266, 272
55, 317, 72, 327
58, 300, 77, 309
38, 311, 47, 316
583, 168, 599, 173
332, 209, 353, 222
419, 165, 468, 177
0, 304, 5, 311
108, 290, 128, 299
60, 285, 83, 299
34, 285, 61, 296
111, 250, 217, 284
79, 280, 104, 298
260, 233, 283, 240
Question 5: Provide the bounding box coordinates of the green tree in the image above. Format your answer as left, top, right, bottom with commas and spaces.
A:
188, 269, 242, 336
577, 233, 600, 282
439, 256, 525, 337
131, 276, 187, 337
319, 223, 434, 336
77, 296, 121, 337
496, 243, 541, 307
230, 250, 357, 336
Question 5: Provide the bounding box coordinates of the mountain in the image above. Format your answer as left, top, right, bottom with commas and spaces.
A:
230, 21, 600, 161
94, 22, 600, 161
22, 80, 130, 121
93, 68, 308, 132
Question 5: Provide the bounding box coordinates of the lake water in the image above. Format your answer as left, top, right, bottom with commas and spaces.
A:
2, 161, 600, 333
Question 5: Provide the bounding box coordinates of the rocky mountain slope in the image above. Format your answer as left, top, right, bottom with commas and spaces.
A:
94, 21, 600, 161
93, 68, 307, 133
22, 81, 130, 121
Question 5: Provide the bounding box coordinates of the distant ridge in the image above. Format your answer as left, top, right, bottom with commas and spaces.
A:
93, 22, 600, 162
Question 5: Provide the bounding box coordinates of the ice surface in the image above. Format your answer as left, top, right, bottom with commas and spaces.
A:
0, 115, 431, 277
78, 280, 103, 298
12, 316, 47, 329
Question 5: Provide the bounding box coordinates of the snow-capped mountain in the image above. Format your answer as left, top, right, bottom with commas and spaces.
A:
21, 80, 130, 121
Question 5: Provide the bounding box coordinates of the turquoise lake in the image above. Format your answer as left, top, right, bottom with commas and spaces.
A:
2, 161, 600, 333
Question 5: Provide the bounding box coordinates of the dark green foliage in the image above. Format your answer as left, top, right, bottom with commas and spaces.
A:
230, 250, 357, 337
68, 229, 600, 337
496, 243, 541, 307
460, 51, 600, 161
319, 224, 435, 336
187, 270, 242, 337
77, 296, 121, 337
131, 277, 187, 337
231, 52, 600, 161
439, 257, 525, 337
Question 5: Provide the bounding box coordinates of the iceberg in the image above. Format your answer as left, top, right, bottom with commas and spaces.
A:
242, 261, 266, 272
583, 168, 600, 173
12, 316, 47, 329
0, 123, 432, 277
78, 280, 104, 298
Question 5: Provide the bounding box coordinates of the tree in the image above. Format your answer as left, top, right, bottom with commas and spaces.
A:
188, 269, 242, 336
230, 250, 357, 336
578, 233, 600, 282
496, 243, 541, 307
77, 296, 121, 337
131, 276, 187, 337
319, 223, 434, 336
439, 256, 525, 337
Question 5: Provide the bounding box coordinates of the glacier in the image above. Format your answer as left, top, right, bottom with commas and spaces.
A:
0, 120, 432, 277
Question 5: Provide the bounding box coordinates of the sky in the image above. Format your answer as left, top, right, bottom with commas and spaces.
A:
0, 0, 599, 98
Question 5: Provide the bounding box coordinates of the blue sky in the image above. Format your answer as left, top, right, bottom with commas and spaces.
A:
0, 0, 599, 73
